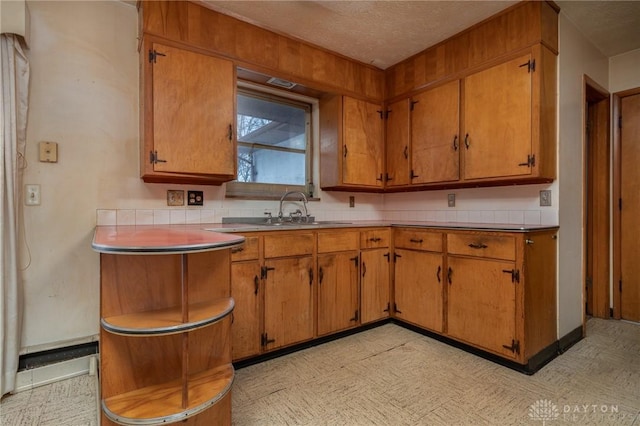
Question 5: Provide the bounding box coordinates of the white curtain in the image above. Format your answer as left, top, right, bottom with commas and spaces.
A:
1, 33, 29, 397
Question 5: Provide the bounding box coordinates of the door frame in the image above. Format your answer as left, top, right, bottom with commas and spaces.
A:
612, 87, 640, 319
583, 76, 610, 319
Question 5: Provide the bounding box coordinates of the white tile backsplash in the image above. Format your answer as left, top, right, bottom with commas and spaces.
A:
97, 206, 559, 227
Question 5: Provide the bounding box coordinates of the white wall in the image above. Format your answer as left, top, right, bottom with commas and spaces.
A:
20, 1, 623, 354
556, 13, 609, 338
609, 49, 640, 93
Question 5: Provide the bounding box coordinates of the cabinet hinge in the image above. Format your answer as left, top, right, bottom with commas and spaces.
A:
410, 170, 419, 179
519, 59, 535, 73
619, 198, 622, 211
394, 302, 402, 314
385, 173, 393, 182
377, 110, 386, 119
149, 150, 167, 164
410, 100, 419, 111
393, 252, 401, 263
261, 266, 275, 279
619, 279, 622, 292
502, 339, 520, 354
619, 116, 622, 129
261, 333, 275, 347
350, 255, 359, 267
502, 269, 520, 283
148, 49, 166, 63
384, 252, 391, 263
518, 154, 535, 168
383, 302, 390, 313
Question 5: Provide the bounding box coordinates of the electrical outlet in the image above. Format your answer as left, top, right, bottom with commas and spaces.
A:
188, 190, 204, 206
167, 190, 184, 206
448, 193, 456, 208
349, 196, 355, 208
540, 190, 552, 206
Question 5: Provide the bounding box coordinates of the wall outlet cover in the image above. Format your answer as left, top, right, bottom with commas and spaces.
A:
447, 193, 456, 208
188, 191, 204, 206
167, 190, 184, 206
540, 190, 552, 206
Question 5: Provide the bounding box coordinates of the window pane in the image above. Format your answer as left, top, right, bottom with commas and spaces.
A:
236, 92, 309, 185
237, 145, 305, 184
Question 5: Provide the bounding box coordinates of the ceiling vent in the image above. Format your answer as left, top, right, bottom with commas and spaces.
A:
266, 77, 297, 90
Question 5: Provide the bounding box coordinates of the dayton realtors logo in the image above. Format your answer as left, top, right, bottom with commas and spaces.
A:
529, 399, 560, 425
529, 399, 634, 424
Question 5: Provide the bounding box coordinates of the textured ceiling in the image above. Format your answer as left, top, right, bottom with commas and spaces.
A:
203, 0, 640, 70
556, 1, 640, 57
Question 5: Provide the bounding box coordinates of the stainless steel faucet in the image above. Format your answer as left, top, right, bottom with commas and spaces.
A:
278, 191, 309, 222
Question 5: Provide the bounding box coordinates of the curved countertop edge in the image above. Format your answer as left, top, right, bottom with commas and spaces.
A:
92, 225, 245, 254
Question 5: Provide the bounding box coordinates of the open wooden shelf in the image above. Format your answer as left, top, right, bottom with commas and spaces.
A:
101, 297, 234, 336
102, 363, 234, 425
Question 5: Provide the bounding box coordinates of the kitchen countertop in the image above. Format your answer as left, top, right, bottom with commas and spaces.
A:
93, 221, 558, 252
203, 220, 558, 233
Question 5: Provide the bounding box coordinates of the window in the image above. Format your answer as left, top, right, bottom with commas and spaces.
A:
226, 86, 313, 198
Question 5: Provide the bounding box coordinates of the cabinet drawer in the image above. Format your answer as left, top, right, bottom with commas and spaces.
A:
447, 233, 515, 261
318, 230, 359, 253
264, 233, 314, 258
231, 235, 259, 261
360, 229, 390, 249
394, 229, 443, 252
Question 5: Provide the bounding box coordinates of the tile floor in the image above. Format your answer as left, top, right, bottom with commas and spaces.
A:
1, 318, 639, 425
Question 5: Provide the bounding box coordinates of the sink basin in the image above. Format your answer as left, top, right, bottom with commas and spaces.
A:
262, 220, 352, 226
220, 217, 352, 227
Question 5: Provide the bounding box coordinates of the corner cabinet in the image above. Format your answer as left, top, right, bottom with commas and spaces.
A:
93, 227, 244, 426
461, 46, 556, 183
140, 39, 237, 185
320, 95, 385, 191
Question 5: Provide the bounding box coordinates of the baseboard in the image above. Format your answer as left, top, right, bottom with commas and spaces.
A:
14, 355, 98, 393
558, 324, 584, 353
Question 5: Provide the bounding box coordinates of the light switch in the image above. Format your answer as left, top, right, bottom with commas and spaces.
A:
39, 141, 58, 163
25, 184, 41, 205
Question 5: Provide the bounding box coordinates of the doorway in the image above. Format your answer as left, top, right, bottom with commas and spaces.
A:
613, 87, 640, 322
584, 77, 610, 318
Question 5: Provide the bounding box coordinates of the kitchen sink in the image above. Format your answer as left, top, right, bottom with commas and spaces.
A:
221, 217, 351, 227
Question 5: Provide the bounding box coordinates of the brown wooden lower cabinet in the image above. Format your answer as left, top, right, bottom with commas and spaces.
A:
231, 226, 557, 371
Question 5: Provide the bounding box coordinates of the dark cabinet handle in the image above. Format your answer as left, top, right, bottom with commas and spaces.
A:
464, 133, 470, 149
349, 310, 359, 322
319, 267, 324, 284
436, 265, 441, 283
453, 135, 458, 151
447, 267, 453, 284
343, 145, 348, 157
309, 268, 313, 286
254, 276, 259, 295
231, 246, 244, 253
369, 237, 382, 242
468, 243, 488, 249
228, 124, 233, 141
410, 238, 423, 244
362, 262, 367, 277
403, 145, 408, 159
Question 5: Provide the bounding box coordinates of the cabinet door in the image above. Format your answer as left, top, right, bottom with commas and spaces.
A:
394, 249, 444, 332
463, 54, 533, 180
447, 256, 518, 358
360, 249, 390, 324
151, 43, 236, 177
411, 80, 460, 184
317, 252, 360, 336
343, 97, 384, 187
263, 256, 314, 350
385, 98, 410, 187
231, 261, 261, 360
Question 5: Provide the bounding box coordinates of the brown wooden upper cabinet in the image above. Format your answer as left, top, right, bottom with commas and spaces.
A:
140, 40, 237, 184
384, 45, 556, 191
386, 80, 460, 188
320, 95, 385, 191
